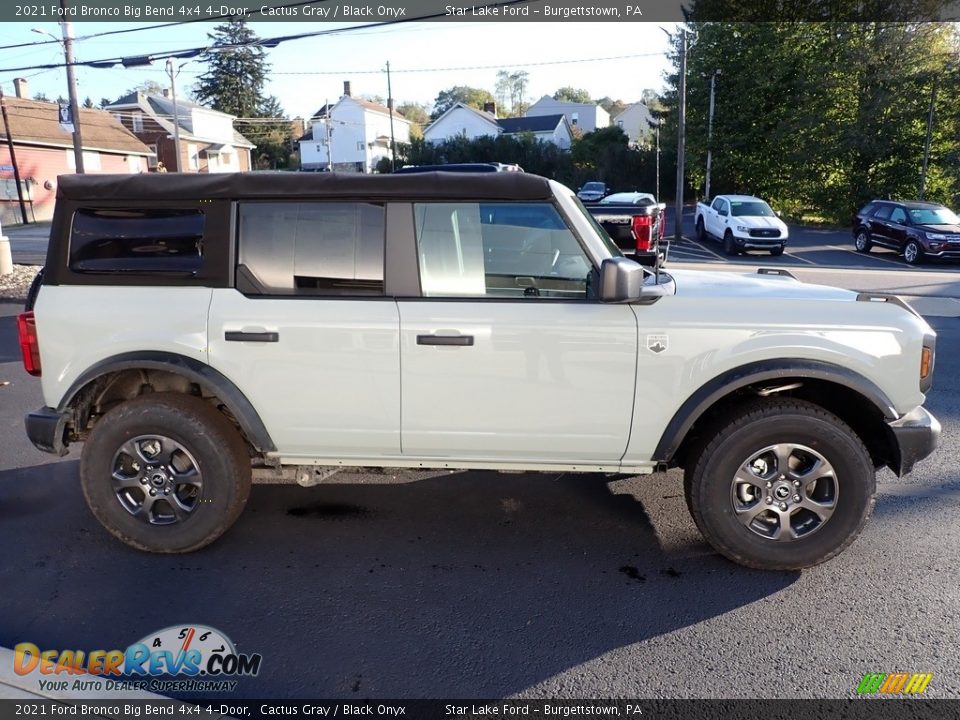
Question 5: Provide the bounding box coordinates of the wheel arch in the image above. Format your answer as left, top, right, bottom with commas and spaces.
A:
59, 351, 276, 453
655, 360, 900, 473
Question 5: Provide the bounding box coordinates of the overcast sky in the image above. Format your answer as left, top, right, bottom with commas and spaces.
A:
0, 21, 676, 118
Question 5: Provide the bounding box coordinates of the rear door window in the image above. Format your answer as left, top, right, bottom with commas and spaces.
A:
873, 204, 893, 220
237, 202, 385, 296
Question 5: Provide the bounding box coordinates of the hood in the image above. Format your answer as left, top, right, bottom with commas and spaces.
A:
668, 268, 857, 301
915, 223, 960, 236
731, 215, 787, 230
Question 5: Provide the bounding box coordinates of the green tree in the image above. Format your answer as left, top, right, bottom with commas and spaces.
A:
82, 97, 94, 109
193, 19, 293, 168
431, 86, 495, 119
34, 92, 50, 102
397, 102, 430, 140
553, 87, 592, 103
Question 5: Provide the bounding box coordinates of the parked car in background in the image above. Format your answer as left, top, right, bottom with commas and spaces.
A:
600, 192, 658, 206
576, 181, 608, 203
586, 192, 667, 266
852, 200, 960, 265
695, 195, 789, 256
395, 162, 524, 173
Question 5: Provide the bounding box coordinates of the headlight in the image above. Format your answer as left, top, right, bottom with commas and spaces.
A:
926, 232, 947, 240
736, 225, 750, 232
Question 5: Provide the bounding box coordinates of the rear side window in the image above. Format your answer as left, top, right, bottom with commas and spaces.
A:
859, 202, 877, 217
237, 202, 385, 296
873, 204, 893, 220
69, 208, 203, 273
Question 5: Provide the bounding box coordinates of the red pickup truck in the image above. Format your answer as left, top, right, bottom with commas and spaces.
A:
584, 191, 667, 266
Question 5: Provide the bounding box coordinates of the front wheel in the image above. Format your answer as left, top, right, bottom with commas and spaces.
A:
904, 240, 924, 265
723, 231, 738, 256
770, 245, 784, 257
696, 218, 706, 242
80, 393, 252, 553
684, 399, 875, 570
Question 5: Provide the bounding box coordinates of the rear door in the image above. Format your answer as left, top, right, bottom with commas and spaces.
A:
868, 203, 894, 247
887, 205, 910, 252
398, 201, 638, 463
207, 201, 401, 458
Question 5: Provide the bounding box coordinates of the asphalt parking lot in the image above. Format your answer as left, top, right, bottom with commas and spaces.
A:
1, 220, 959, 700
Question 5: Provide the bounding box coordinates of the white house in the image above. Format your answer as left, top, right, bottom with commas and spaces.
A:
525, 96, 610, 134
423, 103, 572, 149
105, 91, 254, 173
612, 103, 655, 146
422, 103, 500, 144
496, 115, 573, 150
300, 82, 411, 173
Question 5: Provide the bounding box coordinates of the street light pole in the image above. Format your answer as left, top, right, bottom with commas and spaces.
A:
674, 29, 687, 243
59, 3, 84, 174
165, 58, 183, 172
705, 69, 720, 200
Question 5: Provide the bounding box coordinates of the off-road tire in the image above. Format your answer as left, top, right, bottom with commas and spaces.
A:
684, 399, 875, 570
80, 393, 251, 553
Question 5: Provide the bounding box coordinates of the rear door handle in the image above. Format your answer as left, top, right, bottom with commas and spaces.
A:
225, 331, 279, 342
417, 334, 474, 347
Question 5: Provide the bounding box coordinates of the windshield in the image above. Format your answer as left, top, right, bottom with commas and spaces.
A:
571, 196, 622, 258
730, 200, 775, 217
582, 182, 605, 192
908, 206, 960, 225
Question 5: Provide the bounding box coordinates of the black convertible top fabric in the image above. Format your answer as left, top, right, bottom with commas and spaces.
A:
56, 171, 555, 202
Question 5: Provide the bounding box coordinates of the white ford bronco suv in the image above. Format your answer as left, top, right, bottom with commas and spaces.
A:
18, 172, 939, 570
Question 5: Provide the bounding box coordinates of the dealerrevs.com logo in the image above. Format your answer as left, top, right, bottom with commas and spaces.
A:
13, 625, 261, 693
856, 672, 934, 695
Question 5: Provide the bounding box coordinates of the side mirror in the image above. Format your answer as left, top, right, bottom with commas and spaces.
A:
599, 257, 644, 302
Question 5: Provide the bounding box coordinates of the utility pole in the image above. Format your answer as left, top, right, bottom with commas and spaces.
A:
324, 99, 333, 171
385, 61, 396, 172
0, 87, 29, 224
920, 79, 936, 200
705, 69, 720, 200
674, 29, 687, 243
165, 58, 183, 171
60, 1, 84, 174
655, 118, 661, 202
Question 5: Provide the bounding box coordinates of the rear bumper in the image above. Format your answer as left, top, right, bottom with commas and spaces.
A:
888, 406, 940, 476
25, 406, 69, 456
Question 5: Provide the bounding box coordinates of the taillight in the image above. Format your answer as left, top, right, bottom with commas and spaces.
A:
632, 214, 653, 251
17, 311, 41, 376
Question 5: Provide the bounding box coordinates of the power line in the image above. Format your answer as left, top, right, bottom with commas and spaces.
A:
0, 0, 341, 51
0, 0, 538, 74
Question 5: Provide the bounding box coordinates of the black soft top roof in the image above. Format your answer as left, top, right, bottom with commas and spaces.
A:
56, 171, 554, 202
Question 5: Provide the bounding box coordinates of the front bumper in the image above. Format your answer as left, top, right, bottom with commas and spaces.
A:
733, 234, 787, 250
888, 406, 940, 476
25, 406, 69, 456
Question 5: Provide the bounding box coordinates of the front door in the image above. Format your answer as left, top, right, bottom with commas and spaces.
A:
398, 201, 638, 463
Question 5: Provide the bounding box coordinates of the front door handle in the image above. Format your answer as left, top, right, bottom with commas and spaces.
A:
225, 331, 279, 342
417, 334, 474, 347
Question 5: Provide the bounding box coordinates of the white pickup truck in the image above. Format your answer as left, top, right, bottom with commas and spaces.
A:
695, 195, 789, 256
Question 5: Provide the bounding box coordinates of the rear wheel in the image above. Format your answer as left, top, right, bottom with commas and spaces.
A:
854, 229, 872, 253
904, 240, 924, 265
684, 399, 875, 570
80, 393, 251, 553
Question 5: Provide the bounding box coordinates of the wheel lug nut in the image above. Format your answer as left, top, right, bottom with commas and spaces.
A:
793, 494, 801, 502
766, 481, 772, 488
779, 475, 785, 480
793, 480, 801, 487
779, 502, 788, 511
149, 489, 157, 496
140, 478, 147, 485
765, 496, 773, 504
